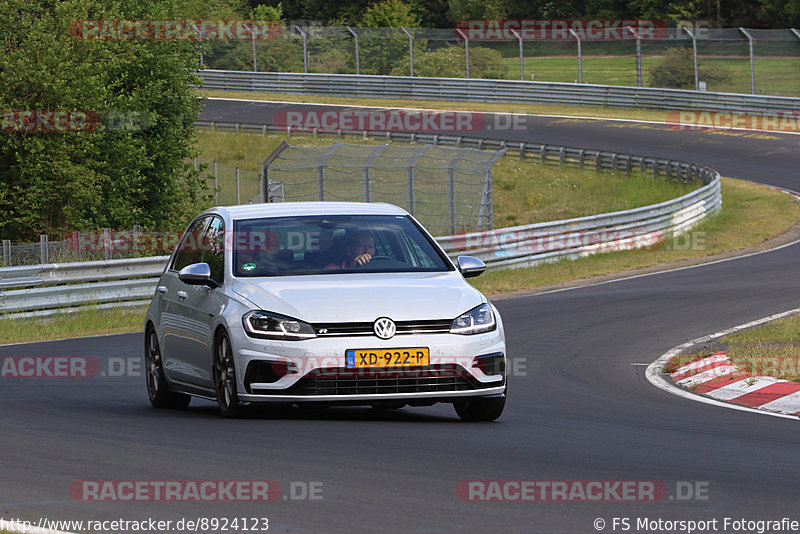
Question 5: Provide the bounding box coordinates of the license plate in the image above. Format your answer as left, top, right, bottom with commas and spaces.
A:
345, 348, 430, 368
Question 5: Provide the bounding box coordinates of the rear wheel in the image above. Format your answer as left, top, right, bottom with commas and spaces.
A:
454, 395, 505, 422
145, 325, 191, 409
213, 331, 243, 418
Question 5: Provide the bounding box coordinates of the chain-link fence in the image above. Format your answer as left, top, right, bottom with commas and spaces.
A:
196, 158, 261, 206
263, 142, 505, 235
198, 25, 800, 96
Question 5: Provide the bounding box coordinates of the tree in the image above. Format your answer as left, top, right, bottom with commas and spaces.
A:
0, 0, 208, 240
358, 0, 423, 75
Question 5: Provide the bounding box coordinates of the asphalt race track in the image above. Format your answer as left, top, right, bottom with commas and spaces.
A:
2, 99, 800, 533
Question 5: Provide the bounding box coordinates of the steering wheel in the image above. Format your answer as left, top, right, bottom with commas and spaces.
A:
355, 255, 392, 267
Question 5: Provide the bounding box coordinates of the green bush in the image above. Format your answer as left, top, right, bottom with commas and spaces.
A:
647, 47, 730, 89
389, 45, 508, 79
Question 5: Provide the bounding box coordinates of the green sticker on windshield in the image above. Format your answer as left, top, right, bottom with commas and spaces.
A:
242, 262, 256, 272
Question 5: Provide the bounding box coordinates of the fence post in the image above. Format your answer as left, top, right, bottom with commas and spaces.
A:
316, 144, 342, 201
236, 167, 241, 204
347, 27, 360, 75
509, 28, 524, 81
244, 24, 257, 72
683, 27, 699, 91
739, 28, 755, 94
39, 235, 49, 264
456, 28, 470, 78
401, 27, 414, 76
569, 29, 582, 83
294, 26, 308, 73
3, 239, 11, 265
213, 160, 219, 204
102, 229, 111, 261
627, 26, 642, 87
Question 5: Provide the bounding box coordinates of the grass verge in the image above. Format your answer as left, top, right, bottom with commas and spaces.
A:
0, 305, 148, 345
720, 314, 800, 382
200, 89, 683, 124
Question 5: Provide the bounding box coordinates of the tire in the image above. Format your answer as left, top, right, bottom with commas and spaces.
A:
454, 395, 505, 422
145, 325, 191, 409
213, 331, 243, 418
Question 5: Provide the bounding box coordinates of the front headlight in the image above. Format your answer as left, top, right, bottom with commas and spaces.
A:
243, 311, 316, 340
450, 303, 496, 335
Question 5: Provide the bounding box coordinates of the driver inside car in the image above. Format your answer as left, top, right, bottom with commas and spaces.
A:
325, 231, 376, 269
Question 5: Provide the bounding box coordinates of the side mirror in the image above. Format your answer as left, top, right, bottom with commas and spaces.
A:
456, 256, 486, 278
178, 263, 220, 288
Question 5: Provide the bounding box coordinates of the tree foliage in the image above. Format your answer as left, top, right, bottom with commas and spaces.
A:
248, 0, 797, 28
0, 0, 208, 240
359, 0, 423, 75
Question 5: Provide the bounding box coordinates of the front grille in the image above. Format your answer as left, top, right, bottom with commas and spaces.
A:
312, 319, 452, 337
252, 364, 488, 396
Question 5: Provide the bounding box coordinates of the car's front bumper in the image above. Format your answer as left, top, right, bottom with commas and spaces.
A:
231, 325, 506, 404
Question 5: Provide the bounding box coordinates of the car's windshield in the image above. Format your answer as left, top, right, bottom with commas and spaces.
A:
233, 214, 453, 277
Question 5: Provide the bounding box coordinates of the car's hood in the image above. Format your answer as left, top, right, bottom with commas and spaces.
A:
230, 272, 485, 323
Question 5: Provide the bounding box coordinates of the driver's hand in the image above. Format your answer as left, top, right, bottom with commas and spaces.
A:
353, 253, 372, 266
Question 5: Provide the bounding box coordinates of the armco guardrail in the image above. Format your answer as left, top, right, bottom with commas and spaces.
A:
0, 257, 168, 318
197, 70, 800, 115
0, 128, 720, 318
437, 177, 720, 269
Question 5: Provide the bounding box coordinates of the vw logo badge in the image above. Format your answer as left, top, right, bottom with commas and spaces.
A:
373, 317, 396, 340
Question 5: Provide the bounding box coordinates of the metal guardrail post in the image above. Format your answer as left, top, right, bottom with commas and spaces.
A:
509, 29, 524, 81
401, 27, 414, 77
456, 28, 470, 78
569, 29, 582, 84
627, 26, 642, 87
683, 27, 699, 91
739, 28, 756, 94
346, 27, 360, 75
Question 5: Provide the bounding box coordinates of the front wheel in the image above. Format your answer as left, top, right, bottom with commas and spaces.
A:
145, 325, 191, 409
213, 331, 243, 418
454, 395, 505, 422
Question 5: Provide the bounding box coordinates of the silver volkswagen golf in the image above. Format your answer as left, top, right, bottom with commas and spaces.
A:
144, 202, 507, 420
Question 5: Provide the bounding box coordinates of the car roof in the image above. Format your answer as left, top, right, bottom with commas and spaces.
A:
205, 202, 409, 221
